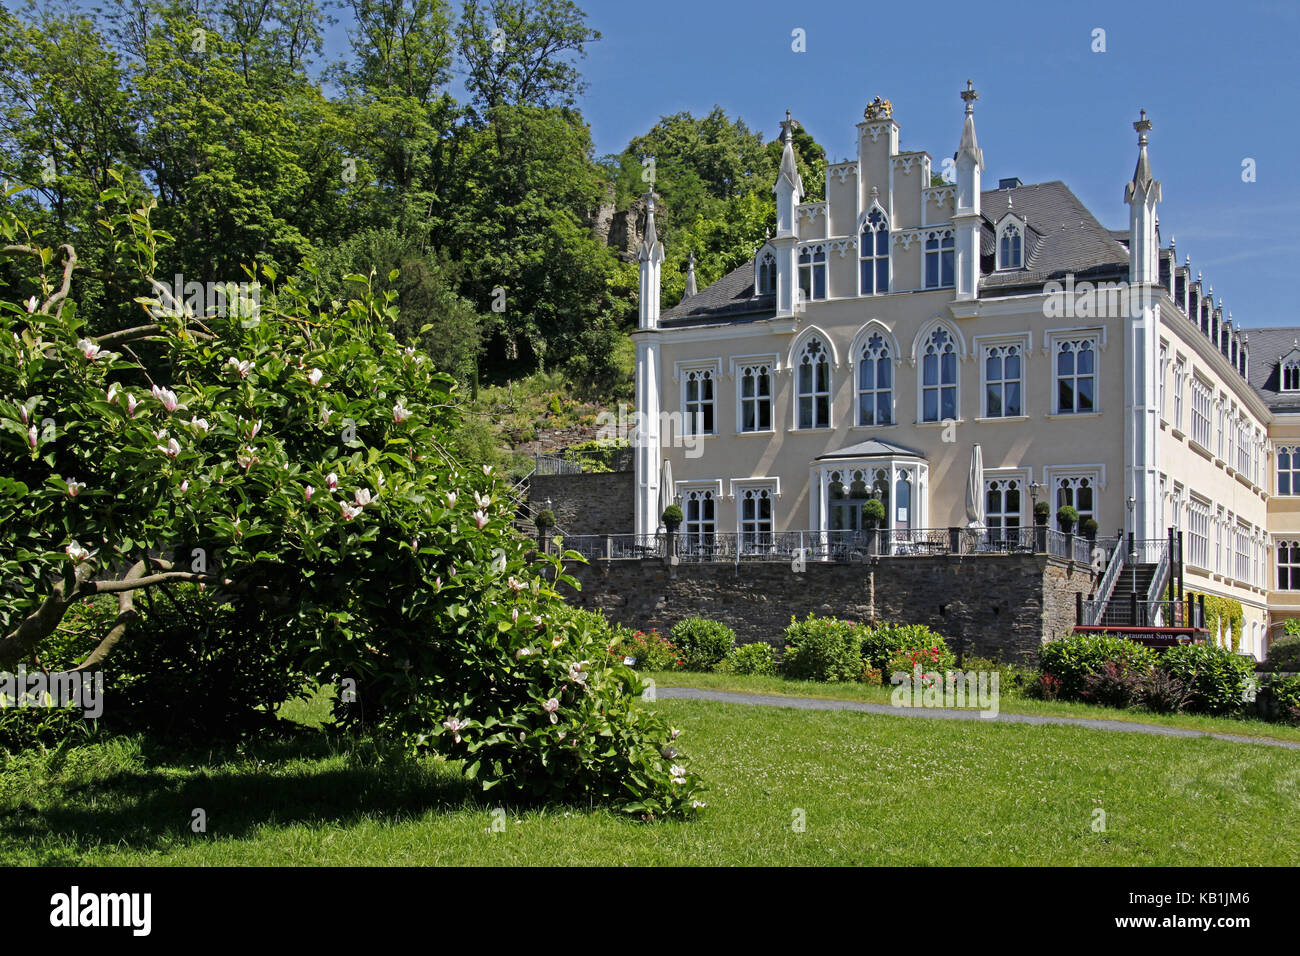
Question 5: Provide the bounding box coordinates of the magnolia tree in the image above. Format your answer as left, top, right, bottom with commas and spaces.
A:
0, 185, 701, 817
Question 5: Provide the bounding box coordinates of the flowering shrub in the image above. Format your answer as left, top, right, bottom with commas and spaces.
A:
717, 641, 776, 677
1137, 669, 1191, 714
781, 614, 862, 683
1039, 633, 1157, 701
609, 629, 683, 672
669, 617, 735, 671
886, 643, 957, 685
1035, 673, 1062, 701
0, 189, 701, 817
860, 622, 948, 673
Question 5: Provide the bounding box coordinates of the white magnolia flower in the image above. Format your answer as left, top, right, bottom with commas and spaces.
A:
568, 661, 589, 686
25, 295, 38, 313
236, 450, 256, 470
445, 491, 457, 508
321, 405, 333, 425
354, 488, 372, 508
507, 577, 525, 593
66, 479, 86, 498
226, 357, 253, 378
105, 383, 121, 404
515, 647, 535, 660
65, 540, 93, 564
543, 698, 560, 724
125, 393, 139, 417
307, 368, 323, 386
26, 425, 37, 448
189, 416, 210, 435
159, 437, 181, 458
392, 401, 411, 423
76, 338, 101, 361
442, 717, 466, 744
180, 479, 189, 494
670, 764, 687, 785
326, 472, 338, 492
474, 491, 491, 510
341, 502, 362, 521
151, 385, 180, 412
472, 509, 488, 530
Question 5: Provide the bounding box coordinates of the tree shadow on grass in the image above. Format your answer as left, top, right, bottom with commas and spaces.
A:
2, 731, 485, 862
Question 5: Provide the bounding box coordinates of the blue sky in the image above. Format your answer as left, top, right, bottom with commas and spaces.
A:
327, 0, 1296, 328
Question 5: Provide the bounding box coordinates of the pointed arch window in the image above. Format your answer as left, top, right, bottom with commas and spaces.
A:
796, 336, 831, 429
859, 209, 889, 295
856, 332, 893, 426
998, 223, 1022, 269
798, 245, 827, 303
1283, 359, 1300, 392
920, 327, 958, 422
757, 251, 776, 295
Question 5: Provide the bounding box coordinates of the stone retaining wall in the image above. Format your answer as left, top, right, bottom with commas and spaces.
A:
528, 472, 633, 536
560, 553, 1096, 663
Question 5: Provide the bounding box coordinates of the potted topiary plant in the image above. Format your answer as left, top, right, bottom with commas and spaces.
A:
862, 498, 887, 554
1033, 501, 1051, 526
1056, 504, 1078, 534
1080, 517, 1098, 541
661, 504, 683, 557
534, 508, 555, 552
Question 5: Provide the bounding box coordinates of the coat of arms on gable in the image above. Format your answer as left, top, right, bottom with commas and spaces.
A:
864, 97, 893, 121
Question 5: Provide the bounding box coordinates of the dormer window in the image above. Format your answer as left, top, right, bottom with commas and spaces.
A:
995, 214, 1025, 270
859, 208, 889, 295
999, 224, 1022, 269
757, 250, 776, 295
1284, 359, 1300, 392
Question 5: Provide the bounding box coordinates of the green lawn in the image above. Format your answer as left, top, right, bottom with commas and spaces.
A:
645, 670, 1300, 743
2, 686, 1297, 866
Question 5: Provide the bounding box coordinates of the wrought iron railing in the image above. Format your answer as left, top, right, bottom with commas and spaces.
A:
1087, 538, 1127, 626
1079, 596, 1205, 629
550, 527, 1116, 564
1146, 538, 1172, 604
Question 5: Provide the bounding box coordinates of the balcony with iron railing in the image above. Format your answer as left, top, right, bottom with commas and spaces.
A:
546, 527, 1121, 565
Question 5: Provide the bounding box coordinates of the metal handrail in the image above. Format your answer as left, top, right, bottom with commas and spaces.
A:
1146, 539, 1171, 604
1088, 538, 1127, 626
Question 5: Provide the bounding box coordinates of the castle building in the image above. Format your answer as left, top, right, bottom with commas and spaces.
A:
631, 85, 1293, 658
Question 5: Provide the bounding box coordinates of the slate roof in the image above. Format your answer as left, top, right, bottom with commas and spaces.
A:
815, 438, 926, 460
1243, 327, 1300, 411
659, 180, 1130, 324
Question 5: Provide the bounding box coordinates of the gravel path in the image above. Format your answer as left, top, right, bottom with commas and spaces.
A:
656, 686, 1300, 751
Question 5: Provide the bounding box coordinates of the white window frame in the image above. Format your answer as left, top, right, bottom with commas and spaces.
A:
1281, 445, 1300, 496
854, 328, 895, 426
1283, 358, 1300, 392
798, 243, 828, 303
918, 324, 960, 423
1049, 331, 1100, 416
923, 228, 955, 289
984, 467, 1029, 543
858, 206, 890, 296
1044, 465, 1105, 528
793, 334, 833, 430
1278, 539, 1300, 590
995, 214, 1025, 271
1190, 376, 1212, 449
731, 478, 780, 551
731, 353, 778, 435
1187, 496, 1210, 570
675, 479, 723, 546
675, 359, 721, 437
976, 333, 1029, 419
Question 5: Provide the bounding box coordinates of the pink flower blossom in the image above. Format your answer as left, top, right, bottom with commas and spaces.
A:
307, 368, 323, 386
472, 509, 488, 530
321, 406, 333, 425
189, 416, 210, 435
326, 472, 338, 492
160, 437, 181, 458
27, 425, 37, 448
105, 383, 120, 404
237, 451, 256, 470
507, 577, 525, 593
304, 485, 315, 501
341, 502, 362, 521
445, 491, 457, 508
392, 401, 411, 423
125, 393, 139, 417
66, 479, 85, 498
25, 295, 38, 313
180, 479, 189, 493
354, 488, 372, 508
76, 339, 101, 361
543, 698, 559, 724
226, 357, 253, 378
474, 491, 491, 510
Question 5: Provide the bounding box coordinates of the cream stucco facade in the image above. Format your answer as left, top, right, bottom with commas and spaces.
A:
631, 89, 1289, 659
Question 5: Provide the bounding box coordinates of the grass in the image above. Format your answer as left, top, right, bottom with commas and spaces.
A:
2, 685, 1298, 866
645, 670, 1300, 743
